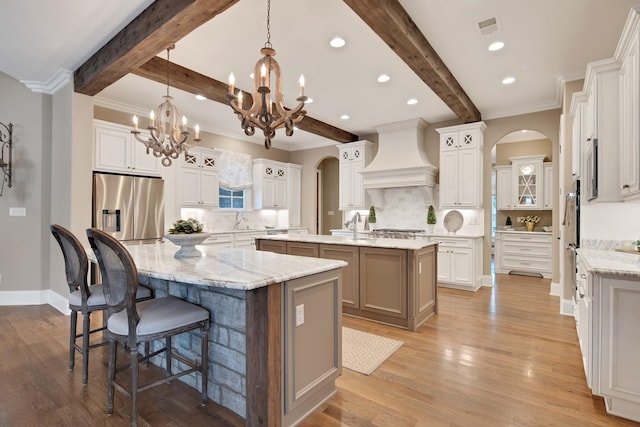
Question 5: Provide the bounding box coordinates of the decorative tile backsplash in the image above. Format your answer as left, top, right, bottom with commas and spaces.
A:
345, 187, 484, 234
180, 208, 283, 232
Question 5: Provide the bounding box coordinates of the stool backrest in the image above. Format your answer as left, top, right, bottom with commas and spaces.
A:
50, 224, 91, 306
86, 228, 140, 330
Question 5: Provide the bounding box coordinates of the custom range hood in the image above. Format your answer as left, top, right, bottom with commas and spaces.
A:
360, 118, 437, 190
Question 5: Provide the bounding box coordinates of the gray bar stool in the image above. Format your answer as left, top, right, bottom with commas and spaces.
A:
86, 228, 210, 427
50, 224, 152, 384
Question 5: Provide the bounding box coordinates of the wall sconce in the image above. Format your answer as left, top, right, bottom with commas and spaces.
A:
0, 121, 13, 196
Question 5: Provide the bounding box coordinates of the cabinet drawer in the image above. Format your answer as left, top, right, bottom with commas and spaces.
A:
432, 237, 472, 248
501, 233, 552, 244
202, 234, 233, 247
501, 255, 551, 273
501, 242, 551, 258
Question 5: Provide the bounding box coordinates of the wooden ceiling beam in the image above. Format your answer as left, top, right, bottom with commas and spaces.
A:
133, 57, 359, 143
74, 0, 238, 96
343, 0, 481, 123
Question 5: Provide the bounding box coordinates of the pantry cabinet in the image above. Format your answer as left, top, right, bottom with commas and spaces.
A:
494, 166, 514, 210
253, 159, 288, 209
436, 122, 486, 209
178, 147, 219, 207
543, 163, 553, 209
494, 160, 553, 210
337, 141, 372, 210
94, 120, 160, 176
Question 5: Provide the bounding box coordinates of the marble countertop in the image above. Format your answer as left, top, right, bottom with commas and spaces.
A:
256, 233, 439, 250
577, 248, 640, 278
90, 242, 346, 291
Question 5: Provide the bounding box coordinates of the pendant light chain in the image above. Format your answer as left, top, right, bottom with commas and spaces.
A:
265, 0, 272, 49
165, 47, 170, 97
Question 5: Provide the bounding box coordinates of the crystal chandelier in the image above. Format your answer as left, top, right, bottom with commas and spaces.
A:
225, 0, 308, 149
131, 45, 200, 166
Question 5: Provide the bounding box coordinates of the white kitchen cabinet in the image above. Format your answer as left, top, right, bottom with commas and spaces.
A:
253, 159, 288, 209
337, 141, 372, 210
287, 164, 302, 226
619, 28, 640, 199
94, 120, 160, 176
178, 147, 219, 207
511, 155, 545, 209
494, 231, 552, 278
582, 59, 622, 203
570, 93, 588, 179
494, 166, 514, 210
436, 122, 486, 209
432, 236, 483, 291
201, 233, 234, 249
575, 255, 640, 423
234, 231, 268, 250
542, 163, 553, 209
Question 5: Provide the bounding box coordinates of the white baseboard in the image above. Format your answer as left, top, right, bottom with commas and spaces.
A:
560, 297, 575, 317
0, 290, 69, 315
482, 275, 493, 287
549, 281, 562, 296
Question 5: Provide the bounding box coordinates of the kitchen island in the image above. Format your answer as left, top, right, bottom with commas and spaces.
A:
106, 242, 346, 427
256, 234, 438, 331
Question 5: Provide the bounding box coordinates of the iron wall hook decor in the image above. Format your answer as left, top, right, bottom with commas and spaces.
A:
0, 121, 13, 196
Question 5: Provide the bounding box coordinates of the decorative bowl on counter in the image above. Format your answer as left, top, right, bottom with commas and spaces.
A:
164, 232, 211, 258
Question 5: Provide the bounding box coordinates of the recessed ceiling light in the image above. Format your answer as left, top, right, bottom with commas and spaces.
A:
502, 76, 516, 85
249, 73, 254, 79
195, 94, 206, 101
521, 129, 528, 133
330, 37, 346, 48
407, 98, 418, 105
340, 114, 350, 120
488, 41, 505, 52
377, 74, 391, 83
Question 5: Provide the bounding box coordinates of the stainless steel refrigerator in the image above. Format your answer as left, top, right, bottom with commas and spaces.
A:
93, 173, 165, 243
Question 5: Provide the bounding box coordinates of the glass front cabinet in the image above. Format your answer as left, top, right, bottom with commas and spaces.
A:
511, 155, 545, 209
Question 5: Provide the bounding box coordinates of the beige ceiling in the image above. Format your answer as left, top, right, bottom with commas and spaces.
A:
1, 0, 638, 149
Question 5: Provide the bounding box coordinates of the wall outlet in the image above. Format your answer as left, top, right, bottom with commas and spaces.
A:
328, 210, 335, 216
9, 207, 26, 216
296, 304, 305, 327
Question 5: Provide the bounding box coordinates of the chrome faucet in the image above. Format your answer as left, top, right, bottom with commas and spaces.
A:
351, 212, 361, 239
234, 211, 244, 230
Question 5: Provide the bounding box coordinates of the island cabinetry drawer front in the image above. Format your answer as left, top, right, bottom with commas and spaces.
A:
501, 256, 551, 273
256, 239, 287, 254
501, 242, 551, 257
502, 233, 552, 244
433, 237, 473, 248
287, 241, 319, 257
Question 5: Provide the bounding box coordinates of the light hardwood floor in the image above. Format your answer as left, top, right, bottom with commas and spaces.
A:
1, 273, 636, 426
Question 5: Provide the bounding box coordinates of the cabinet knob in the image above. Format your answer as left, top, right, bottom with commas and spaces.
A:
623, 184, 630, 189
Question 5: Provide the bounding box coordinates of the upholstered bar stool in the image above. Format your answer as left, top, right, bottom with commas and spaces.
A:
50, 224, 153, 384
86, 228, 210, 427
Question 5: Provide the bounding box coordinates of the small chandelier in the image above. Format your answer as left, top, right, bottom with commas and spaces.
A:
131, 45, 200, 166
225, 0, 308, 149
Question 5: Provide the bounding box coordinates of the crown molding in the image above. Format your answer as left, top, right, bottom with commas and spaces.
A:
20, 69, 72, 94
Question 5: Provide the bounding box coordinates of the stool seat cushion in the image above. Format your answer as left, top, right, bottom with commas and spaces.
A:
107, 296, 209, 337
69, 284, 152, 309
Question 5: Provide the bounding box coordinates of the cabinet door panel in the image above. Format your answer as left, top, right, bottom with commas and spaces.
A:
457, 149, 478, 207
450, 249, 472, 285
437, 248, 451, 282
320, 245, 359, 309
439, 151, 458, 208
180, 169, 201, 206
199, 171, 219, 207
95, 126, 130, 172
359, 248, 407, 319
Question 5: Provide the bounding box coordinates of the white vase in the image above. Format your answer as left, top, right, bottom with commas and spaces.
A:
427, 224, 435, 234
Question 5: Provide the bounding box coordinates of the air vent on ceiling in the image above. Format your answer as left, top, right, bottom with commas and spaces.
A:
477, 17, 498, 35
